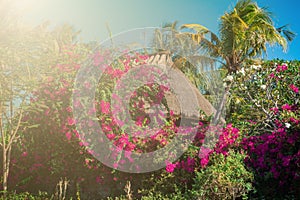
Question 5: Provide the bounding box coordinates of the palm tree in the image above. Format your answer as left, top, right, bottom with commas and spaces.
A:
152, 21, 223, 108
180, 0, 295, 123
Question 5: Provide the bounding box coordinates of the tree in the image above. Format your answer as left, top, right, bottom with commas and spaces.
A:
153, 21, 223, 109
180, 0, 295, 122
0, 0, 80, 193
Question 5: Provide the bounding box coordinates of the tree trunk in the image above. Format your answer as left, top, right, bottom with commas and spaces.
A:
213, 84, 231, 124
2, 149, 7, 192
1, 104, 8, 197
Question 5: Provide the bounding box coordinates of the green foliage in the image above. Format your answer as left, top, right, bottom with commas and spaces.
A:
229, 60, 300, 199
0, 191, 51, 200
181, 0, 294, 74
190, 150, 253, 200
229, 60, 300, 134
0, 0, 297, 199
138, 170, 177, 196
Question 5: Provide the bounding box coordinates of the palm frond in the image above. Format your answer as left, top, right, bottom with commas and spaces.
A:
180, 24, 210, 34
277, 25, 296, 42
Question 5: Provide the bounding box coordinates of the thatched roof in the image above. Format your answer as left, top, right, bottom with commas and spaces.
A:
145, 53, 217, 119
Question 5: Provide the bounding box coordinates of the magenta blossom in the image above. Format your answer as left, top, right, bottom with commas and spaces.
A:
289, 84, 299, 93
165, 161, 177, 173
269, 72, 276, 79
276, 64, 288, 72
198, 146, 213, 159
100, 100, 110, 114
281, 104, 292, 111
67, 117, 76, 125
200, 156, 210, 168
270, 107, 279, 114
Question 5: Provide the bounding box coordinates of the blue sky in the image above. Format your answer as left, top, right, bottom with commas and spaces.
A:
19, 0, 300, 60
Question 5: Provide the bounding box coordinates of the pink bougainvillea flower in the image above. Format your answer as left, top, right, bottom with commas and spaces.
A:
112, 69, 124, 79
289, 84, 299, 93
84, 81, 91, 90
100, 100, 110, 114
102, 124, 112, 132
87, 149, 94, 155
282, 156, 292, 167
74, 100, 83, 108
276, 64, 288, 72
165, 161, 177, 173
183, 157, 195, 172
22, 151, 28, 157
73, 130, 80, 139
269, 72, 276, 79
281, 103, 292, 111
200, 156, 210, 168
290, 117, 299, 125
44, 108, 50, 116
270, 107, 279, 114
88, 107, 96, 115
113, 162, 118, 169
74, 64, 80, 70
67, 117, 76, 125
65, 132, 72, 140
93, 51, 104, 66
271, 166, 280, 179
124, 151, 134, 163
198, 146, 213, 159
125, 142, 136, 151
96, 176, 103, 184
66, 106, 72, 113
106, 133, 116, 140
79, 141, 88, 147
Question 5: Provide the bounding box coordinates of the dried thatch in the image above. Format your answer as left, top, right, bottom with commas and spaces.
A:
145, 53, 217, 119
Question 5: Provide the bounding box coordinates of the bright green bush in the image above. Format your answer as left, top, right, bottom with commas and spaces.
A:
190, 150, 253, 200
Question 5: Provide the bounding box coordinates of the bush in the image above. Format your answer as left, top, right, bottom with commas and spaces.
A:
189, 150, 253, 200
0, 191, 51, 200
229, 60, 300, 198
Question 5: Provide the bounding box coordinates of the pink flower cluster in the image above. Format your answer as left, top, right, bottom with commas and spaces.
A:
165, 123, 240, 172
242, 127, 300, 184
214, 124, 239, 156
276, 64, 288, 72
289, 84, 299, 93
165, 156, 196, 173
242, 103, 300, 186
269, 63, 289, 81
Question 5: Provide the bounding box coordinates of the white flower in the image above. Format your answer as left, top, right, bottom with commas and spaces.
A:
250, 64, 262, 70
238, 67, 245, 76
223, 82, 227, 87
226, 75, 234, 81
285, 123, 291, 128
260, 85, 267, 90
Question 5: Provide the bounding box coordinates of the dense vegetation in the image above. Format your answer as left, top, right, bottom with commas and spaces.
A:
0, 0, 299, 199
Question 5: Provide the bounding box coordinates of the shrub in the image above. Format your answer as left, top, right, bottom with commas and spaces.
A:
190, 150, 253, 200
229, 60, 300, 198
